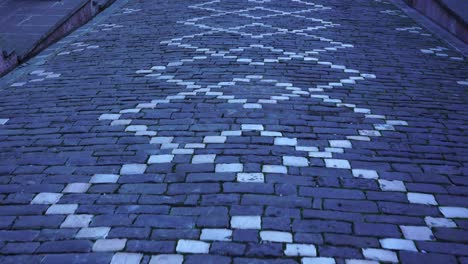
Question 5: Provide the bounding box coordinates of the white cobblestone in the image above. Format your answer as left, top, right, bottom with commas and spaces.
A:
284, 243, 317, 256
31, 192, 62, 204
309, 151, 332, 158
111, 253, 142, 264
76, 227, 110, 239
200, 228, 232, 241
260, 231, 293, 242
274, 137, 297, 146
46, 204, 78, 215
120, 164, 147, 175
439, 206, 468, 218
61, 214, 93, 228
176, 239, 210, 253
63, 183, 91, 193
231, 216, 261, 229
150, 137, 174, 144
378, 179, 406, 192
358, 130, 381, 137
302, 257, 336, 264
283, 156, 309, 167
345, 260, 378, 264
111, 119, 132, 126
148, 154, 174, 163
203, 136, 227, 143
407, 192, 437, 205
237, 173, 264, 183
149, 255, 183, 264
216, 163, 243, 172
262, 165, 287, 174
261, 131, 282, 137
221, 130, 242, 136
325, 159, 351, 169
93, 239, 127, 252
352, 169, 379, 179
242, 124, 264, 131
362, 248, 398, 263
90, 174, 119, 183
325, 147, 344, 153
192, 154, 216, 164
329, 140, 352, 148
401, 225, 434, 241
296, 146, 319, 152
172, 149, 194, 154
99, 114, 121, 120
424, 217, 457, 228
380, 238, 417, 251
125, 125, 147, 132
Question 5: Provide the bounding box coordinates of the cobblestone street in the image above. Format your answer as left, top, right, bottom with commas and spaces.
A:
0, 0, 467, 263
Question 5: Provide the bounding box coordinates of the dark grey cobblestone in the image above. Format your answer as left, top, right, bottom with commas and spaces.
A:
0, 0, 467, 262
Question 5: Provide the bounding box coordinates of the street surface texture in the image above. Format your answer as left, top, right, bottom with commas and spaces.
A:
0, 0, 468, 263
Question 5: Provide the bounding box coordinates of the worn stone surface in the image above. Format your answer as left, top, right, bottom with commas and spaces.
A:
0, 0, 467, 262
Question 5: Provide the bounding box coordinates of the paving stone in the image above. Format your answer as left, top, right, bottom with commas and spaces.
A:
200, 228, 233, 241
176, 239, 210, 253
120, 164, 147, 175
149, 254, 184, 264
231, 216, 261, 229
380, 238, 417, 251
401, 225, 434, 241
111, 253, 143, 264
93, 239, 127, 252
407, 193, 437, 205
284, 243, 317, 256
46, 204, 78, 215
31, 192, 62, 204
61, 214, 93, 228
362, 248, 398, 263
260, 231, 293, 243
